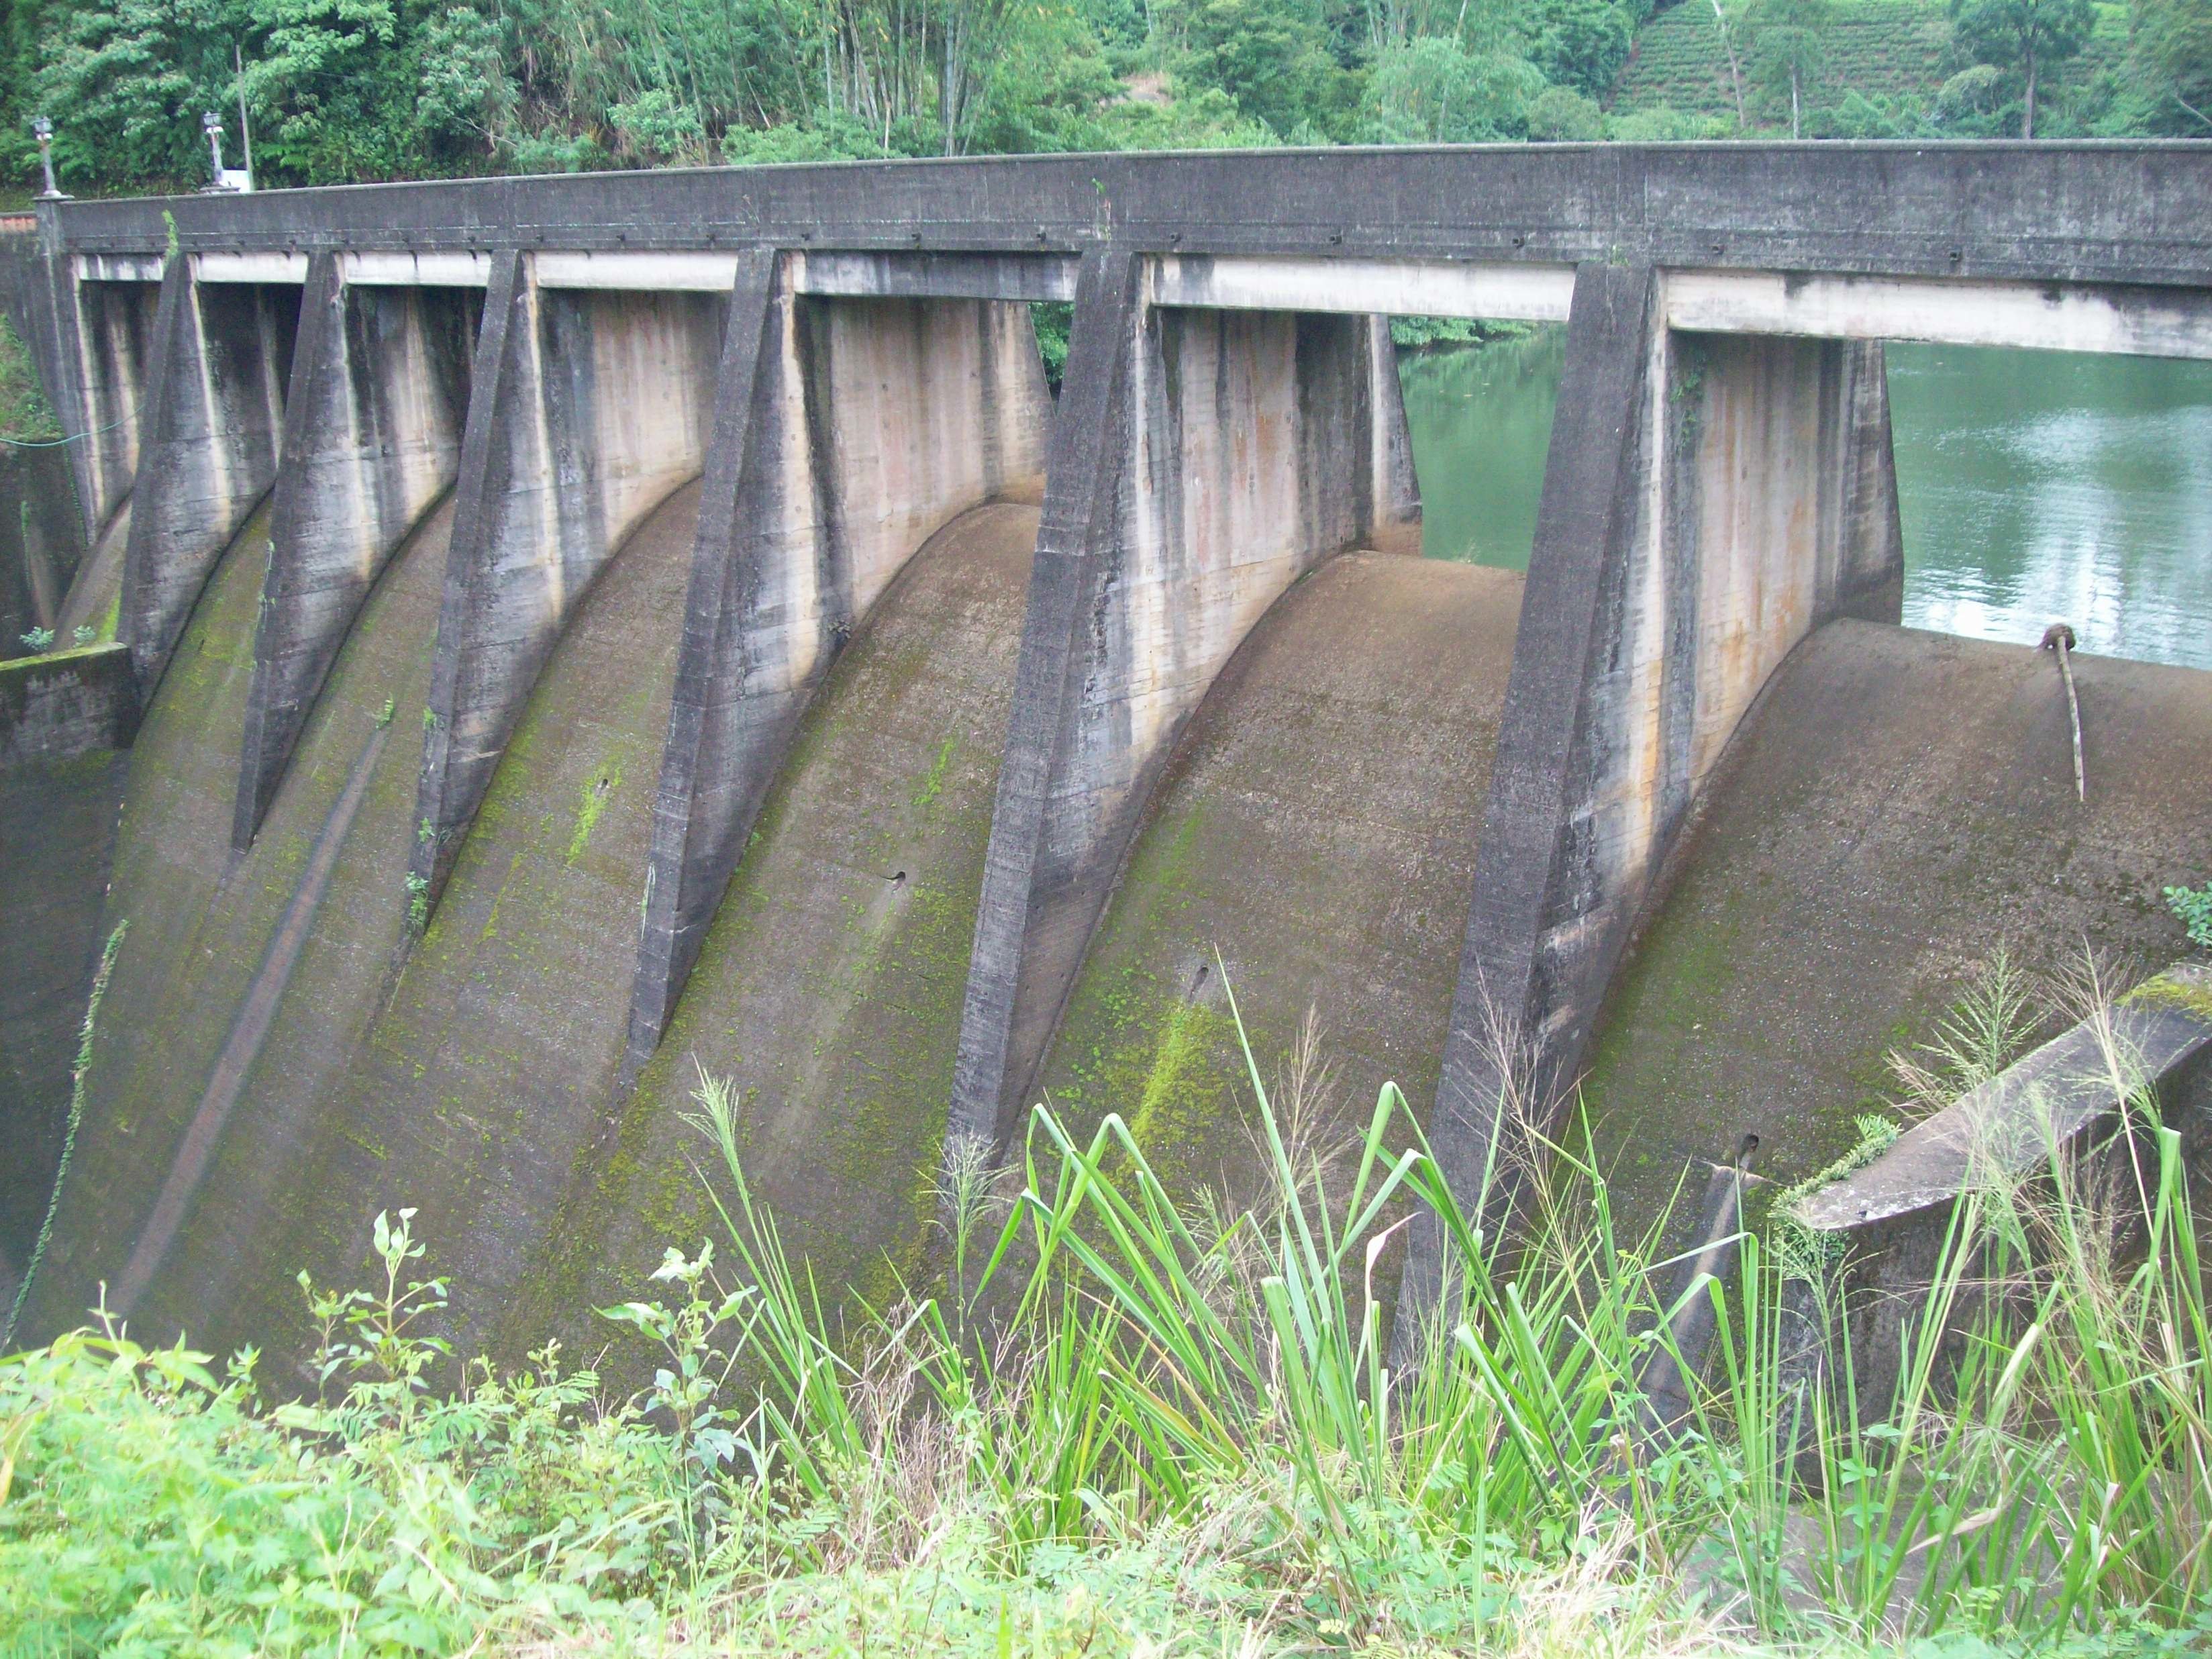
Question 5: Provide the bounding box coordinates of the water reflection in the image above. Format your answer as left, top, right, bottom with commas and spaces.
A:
1887, 345, 2212, 672
1396, 333, 2212, 672
1397, 328, 1562, 572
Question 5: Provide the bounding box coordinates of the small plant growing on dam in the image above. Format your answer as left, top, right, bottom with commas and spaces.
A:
69, 625, 92, 648
404, 870, 430, 933
373, 696, 395, 729
2168, 882, 2212, 951
5, 985, 2212, 1653
16, 625, 52, 652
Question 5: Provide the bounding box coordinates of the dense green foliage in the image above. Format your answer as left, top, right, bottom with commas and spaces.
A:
1612, 0, 2207, 138
7, 970, 2212, 1654
0, 0, 2201, 197
0, 315, 59, 445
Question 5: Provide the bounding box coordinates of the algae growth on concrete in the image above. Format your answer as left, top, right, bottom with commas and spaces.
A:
17, 497, 456, 1352
1037, 552, 1523, 1207
248, 481, 701, 1372
525, 501, 1040, 1350
1580, 618, 2212, 1250
0, 746, 124, 1292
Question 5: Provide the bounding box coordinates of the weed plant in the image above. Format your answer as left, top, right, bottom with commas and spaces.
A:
3, 985, 2210, 1655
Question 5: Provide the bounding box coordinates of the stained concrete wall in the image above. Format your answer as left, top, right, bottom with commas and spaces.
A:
122, 268, 297, 691
630, 261, 1052, 1068
201, 485, 699, 1366
15, 495, 448, 1342
0, 643, 138, 766
46, 273, 158, 548
413, 260, 720, 904
526, 501, 1039, 1364
0, 740, 125, 1306
950, 249, 1421, 1157
0, 447, 89, 658
236, 258, 476, 846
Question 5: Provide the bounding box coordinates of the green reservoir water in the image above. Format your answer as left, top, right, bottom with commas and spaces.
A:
1399, 335, 2212, 672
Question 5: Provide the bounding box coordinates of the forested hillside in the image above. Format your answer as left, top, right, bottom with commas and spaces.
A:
1610, 0, 2151, 140
0, 0, 2202, 197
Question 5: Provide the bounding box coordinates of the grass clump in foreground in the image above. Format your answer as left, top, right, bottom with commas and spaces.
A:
5, 992, 2212, 1656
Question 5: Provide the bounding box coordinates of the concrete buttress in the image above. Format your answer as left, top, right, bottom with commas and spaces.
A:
412, 253, 719, 907
627, 252, 1052, 1072
948, 248, 1421, 1156
121, 260, 297, 691
235, 256, 475, 846
1402, 262, 1906, 1340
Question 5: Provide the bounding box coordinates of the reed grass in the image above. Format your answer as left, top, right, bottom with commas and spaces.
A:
3, 972, 2208, 1655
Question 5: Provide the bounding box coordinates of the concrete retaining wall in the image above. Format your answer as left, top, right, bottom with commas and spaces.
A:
0, 643, 138, 766
1787, 959, 2212, 1421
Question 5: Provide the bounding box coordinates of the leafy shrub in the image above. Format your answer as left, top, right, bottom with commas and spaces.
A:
1529, 83, 1607, 137
2168, 882, 2212, 950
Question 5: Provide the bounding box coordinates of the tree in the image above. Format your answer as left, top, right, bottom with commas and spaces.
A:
35, 0, 254, 187
1950, 0, 2095, 136
1171, 0, 1346, 138
1744, 0, 1830, 138
241, 0, 414, 181
1527, 81, 1603, 137
1529, 0, 1633, 100
2133, 0, 2212, 131
1356, 36, 1550, 142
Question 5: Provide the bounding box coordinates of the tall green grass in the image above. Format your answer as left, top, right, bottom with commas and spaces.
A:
3, 981, 2209, 1654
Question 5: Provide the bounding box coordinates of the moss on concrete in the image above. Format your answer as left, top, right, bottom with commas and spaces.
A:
0, 747, 127, 1283
1580, 620, 2212, 1258
516, 503, 1042, 1371
1038, 553, 1521, 1213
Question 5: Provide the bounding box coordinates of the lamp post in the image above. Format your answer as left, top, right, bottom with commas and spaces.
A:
202, 111, 226, 189
32, 116, 66, 201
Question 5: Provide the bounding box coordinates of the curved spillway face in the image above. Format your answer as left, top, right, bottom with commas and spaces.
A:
18, 497, 451, 1348
1582, 617, 2212, 1245
223, 479, 703, 1370
1037, 553, 1523, 1211
517, 501, 1040, 1352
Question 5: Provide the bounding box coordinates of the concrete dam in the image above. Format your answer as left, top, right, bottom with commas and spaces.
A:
3, 146, 2211, 1370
